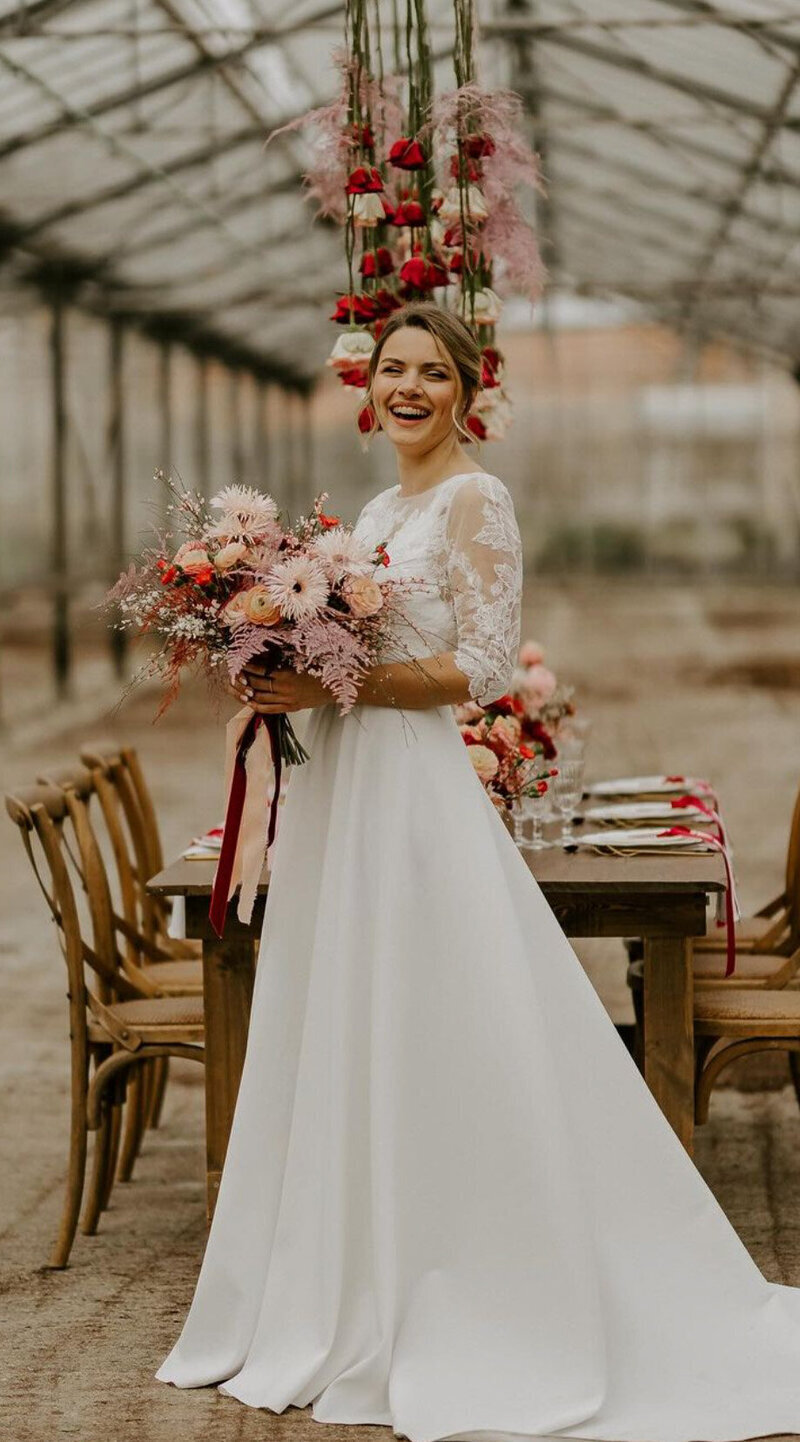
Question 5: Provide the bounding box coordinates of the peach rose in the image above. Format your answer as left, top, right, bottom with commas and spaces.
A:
487, 715, 522, 754
343, 574, 384, 618
214, 541, 247, 571
519, 640, 545, 667
173, 542, 211, 575
244, 585, 282, 626
468, 744, 499, 783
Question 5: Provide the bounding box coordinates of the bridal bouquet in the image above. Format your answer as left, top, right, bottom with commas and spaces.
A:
107, 475, 414, 933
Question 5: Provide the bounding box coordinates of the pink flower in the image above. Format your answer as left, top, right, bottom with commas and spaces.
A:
468, 745, 499, 783
519, 639, 545, 667
243, 586, 282, 626
221, 590, 251, 627
521, 663, 557, 713
266, 556, 329, 621
454, 700, 485, 725
214, 541, 247, 571
173, 542, 211, 575
342, 574, 384, 618
487, 715, 522, 754
460, 722, 488, 745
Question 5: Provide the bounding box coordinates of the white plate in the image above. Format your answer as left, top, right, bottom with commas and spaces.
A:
575, 827, 714, 850
585, 775, 702, 797
583, 801, 708, 823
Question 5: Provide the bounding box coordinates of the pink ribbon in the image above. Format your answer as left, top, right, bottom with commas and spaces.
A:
208, 708, 282, 939
657, 825, 740, 977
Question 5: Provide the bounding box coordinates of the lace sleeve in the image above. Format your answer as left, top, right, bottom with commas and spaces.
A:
446, 473, 523, 704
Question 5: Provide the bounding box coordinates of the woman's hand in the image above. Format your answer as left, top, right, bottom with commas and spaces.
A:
232, 663, 332, 714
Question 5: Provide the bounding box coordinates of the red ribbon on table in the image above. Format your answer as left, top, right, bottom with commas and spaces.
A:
658, 825, 740, 977
209, 712, 283, 939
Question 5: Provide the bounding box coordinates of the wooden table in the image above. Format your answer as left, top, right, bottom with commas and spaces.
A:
149, 846, 726, 1218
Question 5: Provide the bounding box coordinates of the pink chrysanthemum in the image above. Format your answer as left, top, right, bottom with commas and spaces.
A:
266, 556, 330, 622
311, 529, 375, 581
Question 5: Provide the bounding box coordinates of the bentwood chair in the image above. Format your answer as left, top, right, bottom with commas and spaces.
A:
694, 960, 800, 1122
6, 783, 204, 1267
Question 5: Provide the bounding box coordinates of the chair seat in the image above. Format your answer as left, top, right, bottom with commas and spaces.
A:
142, 958, 203, 995
695, 987, 800, 1038
693, 950, 796, 989
692, 915, 789, 953
88, 994, 204, 1046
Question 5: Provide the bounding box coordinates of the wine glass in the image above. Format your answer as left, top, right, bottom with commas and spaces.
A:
552, 759, 585, 847
522, 788, 552, 851
511, 795, 530, 851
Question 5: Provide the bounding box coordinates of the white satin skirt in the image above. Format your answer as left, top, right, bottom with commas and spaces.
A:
157, 702, 800, 1440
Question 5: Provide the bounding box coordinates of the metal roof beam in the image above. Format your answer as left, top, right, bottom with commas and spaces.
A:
0, 2, 343, 162
484, 20, 798, 127
650, 1, 800, 60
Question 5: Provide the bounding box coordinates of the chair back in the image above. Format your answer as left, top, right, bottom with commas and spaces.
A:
786, 780, 800, 941
80, 746, 164, 940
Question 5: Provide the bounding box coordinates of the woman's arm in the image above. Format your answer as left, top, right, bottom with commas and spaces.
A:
236, 652, 471, 715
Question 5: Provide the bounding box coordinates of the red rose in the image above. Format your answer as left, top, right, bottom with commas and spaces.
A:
388, 137, 427, 170
463, 133, 496, 159
346, 121, 374, 149
345, 165, 384, 195
399, 255, 434, 290
489, 694, 514, 713
372, 288, 402, 318
529, 720, 557, 759
465, 414, 487, 441
360, 246, 395, 278
357, 404, 376, 434
337, 364, 370, 389
392, 199, 426, 226
448, 247, 478, 274
449, 154, 482, 183
481, 345, 503, 388
331, 293, 378, 325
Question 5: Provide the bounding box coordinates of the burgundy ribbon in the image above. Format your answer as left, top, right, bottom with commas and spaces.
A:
658, 824, 738, 977
209, 712, 283, 939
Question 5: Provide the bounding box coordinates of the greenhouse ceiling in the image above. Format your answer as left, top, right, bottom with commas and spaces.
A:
1, 0, 799, 383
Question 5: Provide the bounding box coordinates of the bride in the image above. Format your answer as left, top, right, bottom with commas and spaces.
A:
157, 302, 800, 1440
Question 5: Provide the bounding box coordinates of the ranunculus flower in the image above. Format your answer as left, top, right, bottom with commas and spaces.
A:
360, 247, 395, 278
345, 165, 384, 194
243, 586, 282, 626
173, 542, 211, 575
342, 574, 384, 617
388, 136, 427, 170
468, 744, 499, 783
352, 192, 387, 227
221, 590, 251, 627
519, 640, 545, 666
392, 198, 426, 226
214, 541, 247, 571
327, 329, 375, 370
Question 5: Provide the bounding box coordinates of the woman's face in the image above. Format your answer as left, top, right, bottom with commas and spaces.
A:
371, 326, 461, 454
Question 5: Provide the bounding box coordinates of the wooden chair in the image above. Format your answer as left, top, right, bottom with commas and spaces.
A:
694, 962, 800, 1122
5, 783, 204, 1268
79, 743, 199, 958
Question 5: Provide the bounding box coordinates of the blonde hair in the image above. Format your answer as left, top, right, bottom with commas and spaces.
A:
360, 302, 481, 445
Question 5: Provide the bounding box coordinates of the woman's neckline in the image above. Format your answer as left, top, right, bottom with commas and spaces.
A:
393, 470, 490, 502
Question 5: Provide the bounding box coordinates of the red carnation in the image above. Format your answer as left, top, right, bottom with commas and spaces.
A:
319, 513, 341, 529
331, 293, 378, 325
465, 414, 487, 441
357, 404, 376, 434
345, 165, 384, 195
463, 133, 496, 159
392, 199, 426, 226
361, 246, 395, 278
388, 137, 427, 170
192, 566, 215, 587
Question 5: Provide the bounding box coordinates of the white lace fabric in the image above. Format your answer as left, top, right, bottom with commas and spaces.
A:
354, 471, 522, 705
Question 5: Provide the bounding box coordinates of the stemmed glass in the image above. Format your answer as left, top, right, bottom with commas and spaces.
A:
511, 795, 530, 851
522, 788, 552, 851
552, 758, 585, 847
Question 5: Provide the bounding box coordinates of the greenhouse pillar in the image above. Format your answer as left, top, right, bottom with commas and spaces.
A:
109, 318, 127, 680
255, 379, 269, 491
159, 340, 173, 527
230, 368, 244, 482
301, 392, 314, 511
50, 294, 70, 698
195, 356, 210, 497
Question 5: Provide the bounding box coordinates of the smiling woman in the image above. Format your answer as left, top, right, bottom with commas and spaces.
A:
364, 301, 482, 465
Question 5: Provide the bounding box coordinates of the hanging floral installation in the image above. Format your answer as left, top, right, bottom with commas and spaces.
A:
270, 0, 544, 441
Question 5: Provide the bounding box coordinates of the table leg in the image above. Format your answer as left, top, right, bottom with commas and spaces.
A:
643, 935, 695, 1154
201, 934, 256, 1220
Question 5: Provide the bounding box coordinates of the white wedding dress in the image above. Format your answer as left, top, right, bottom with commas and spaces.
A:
158, 472, 800, 1440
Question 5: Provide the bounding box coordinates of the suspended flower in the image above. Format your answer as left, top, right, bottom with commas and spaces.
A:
352, 191, 388, 227
358, 404, 376, 434
265, 556, 330, 622
449, 154, 482, 184
448, 247, 479, 274
360, 246, 395, 278
346, 121, 374, 149
399, 255, 448, 292
444, 184, 489, 226
465, 414, 487, 441
430, 189, 445, 214
345, 165, 384, 194
471, 286, 504, 325
372, 288, 403, 318
481, 346, 504, 387
392, 198, 427, 226
388, 136, 428, 170
327, 329, 375, 371
337, 364, 370, 389
463, 132, 496, 159
331, 293, 378, 325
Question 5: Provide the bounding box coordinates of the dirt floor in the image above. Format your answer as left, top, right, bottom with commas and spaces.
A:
2, 577, 800, 1442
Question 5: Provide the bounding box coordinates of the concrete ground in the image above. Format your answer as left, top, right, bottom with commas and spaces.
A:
2, 578, 800, 1442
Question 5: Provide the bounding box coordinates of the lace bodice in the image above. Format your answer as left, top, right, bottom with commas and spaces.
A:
353, 471, 522, 704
